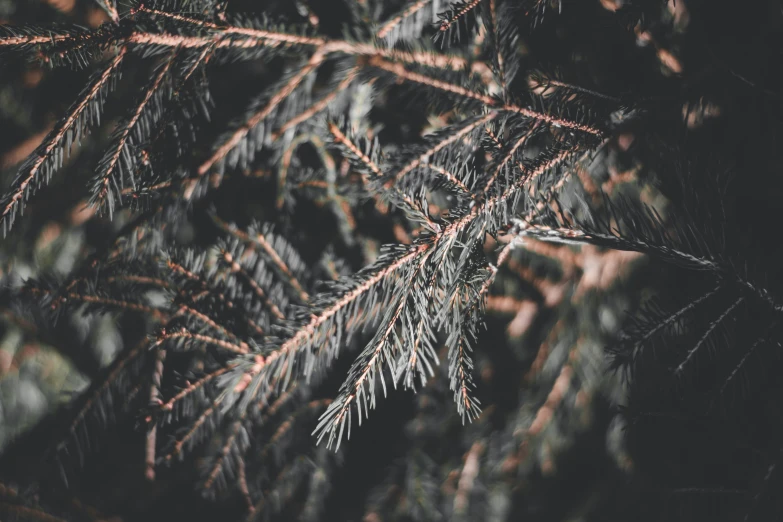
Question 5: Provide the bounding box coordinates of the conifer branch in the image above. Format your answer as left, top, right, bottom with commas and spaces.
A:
674, 296, 744, 376
91, 54, 175, 216
210, 216, 310, 303
159, 364, 237, 413
487, 0, 505, 91
0, 48, 126, 235
202, 419, 247, 490
376, 0, 432, 40
155, 329, 249, 355
162, 397, 225, 463
61, 292, 168, 320
195, 48, 326, 178
328, 123, 438, 228
449, 333, 481, 422
1, 2, 739, 519
367, 56, 494, 106
164, 256, 267, 336
719, 325, 780, 398
302, 147, 577, 449
172, 305, 248, 347
387, 112, 497, 188
60, 338, 147, 455
481, 121, 541, 195
273, 67, 360, 140
133, 6, 328, 47
437, 0, 482, 36
220, 249, 285, 321
314, 286, 413, 450
425, 164, 474, 197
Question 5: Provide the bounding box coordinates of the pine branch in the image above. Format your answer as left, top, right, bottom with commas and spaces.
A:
718, 324, 780, 400
132, 6, 473, 73
55, 338, 149, 476
220, 247, 285, 321
272, 66, 359, 140
511, 195, 783, 312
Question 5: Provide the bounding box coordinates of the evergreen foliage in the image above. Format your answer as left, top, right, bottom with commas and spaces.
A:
0, 0, 780, 520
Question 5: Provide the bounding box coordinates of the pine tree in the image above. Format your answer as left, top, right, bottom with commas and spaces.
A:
0, 0, 781, 521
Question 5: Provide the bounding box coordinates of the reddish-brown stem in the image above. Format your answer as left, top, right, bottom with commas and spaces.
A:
61, 292, 167, 320
376, 0, 432, 38
0, 33, 72, 46
163, 393, 227, 462
367, 57, 602, 136
106, 273, 171, 288
132, 8, 471, 71
328, 123, 382, 179
145, 347, 166, 481
425, 164, 473, 196
439, 0, 481, 33
160, 365, 236, 413
134, 6, 327, 46
237, 459, 254, 514
172, 304, 247, 346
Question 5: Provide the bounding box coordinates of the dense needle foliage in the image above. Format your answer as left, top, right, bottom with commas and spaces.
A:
0, 0, 781, 520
